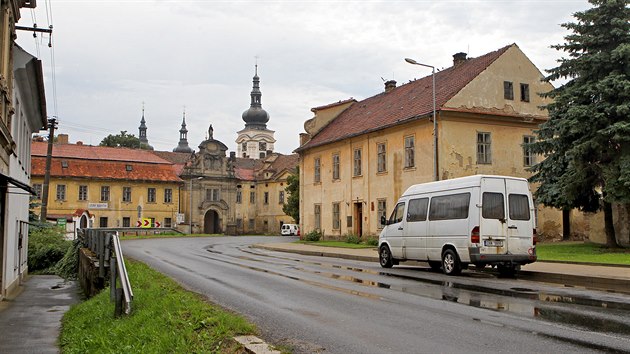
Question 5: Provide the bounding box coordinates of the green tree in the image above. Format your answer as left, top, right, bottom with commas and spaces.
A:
282, 167, 299, 223
530, 0, 630, 247
99, 131, 141, 148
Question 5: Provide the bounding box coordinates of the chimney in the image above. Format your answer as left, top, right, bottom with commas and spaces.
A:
57, 134, 69, 144
384, 80, 397, 93
453, 52, 467, 66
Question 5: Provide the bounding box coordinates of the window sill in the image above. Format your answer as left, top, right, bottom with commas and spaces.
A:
403, 166, 416, 172
376, 171, 388, 176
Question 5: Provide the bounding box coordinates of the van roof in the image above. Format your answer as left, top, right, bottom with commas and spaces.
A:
402, 175, 528, 197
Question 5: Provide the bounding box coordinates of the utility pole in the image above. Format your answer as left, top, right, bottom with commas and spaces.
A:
40, 117, 57, 222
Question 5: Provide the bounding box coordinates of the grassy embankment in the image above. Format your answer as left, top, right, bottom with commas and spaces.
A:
59, 260, 256, 353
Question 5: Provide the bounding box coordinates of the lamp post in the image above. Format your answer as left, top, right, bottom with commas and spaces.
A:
405, 58, 438, 181
189, 176, 203, 234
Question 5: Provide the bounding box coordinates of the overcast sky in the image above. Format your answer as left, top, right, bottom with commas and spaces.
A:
17, 0, 590, 155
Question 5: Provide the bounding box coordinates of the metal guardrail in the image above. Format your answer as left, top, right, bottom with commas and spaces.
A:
110, 232, 133, 315
80, 229, 133, 316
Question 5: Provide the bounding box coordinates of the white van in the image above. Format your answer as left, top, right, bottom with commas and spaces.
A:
281, 223, 300, 236
378, 175, 537, 276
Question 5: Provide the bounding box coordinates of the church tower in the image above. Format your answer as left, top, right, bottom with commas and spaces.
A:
138, 105, 154, 150
173, 110, 193, 153
236, 65, 276, 159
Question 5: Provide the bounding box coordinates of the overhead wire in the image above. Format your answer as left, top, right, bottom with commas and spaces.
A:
29, 8, 40, 58
44, 0, 58, 118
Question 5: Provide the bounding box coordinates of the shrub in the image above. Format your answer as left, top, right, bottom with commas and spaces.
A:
53, 239, 81, 280
28, 224, 71, 272
304, 230, 322, 242
364, 237, 379, 246
345, 234, 360, 244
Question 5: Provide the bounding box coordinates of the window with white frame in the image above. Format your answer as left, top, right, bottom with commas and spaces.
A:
164, 188, 173, 203
123, 187, 132, 202
353, 148, 362, 176
206, 188, 220, 201
377, 143, 387, 173
332, 154, 340, 180
101, 186, 110, 202
147, 187, 156, 203
477, 132, 492, 164
78, 185, 88, 201
314, 157, 321, 183
523, 135, 536, 167
56, 184, 66, 201
332, 202, 340, 229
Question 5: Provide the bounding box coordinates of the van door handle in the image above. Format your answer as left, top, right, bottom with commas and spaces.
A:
508, 225, 517, 229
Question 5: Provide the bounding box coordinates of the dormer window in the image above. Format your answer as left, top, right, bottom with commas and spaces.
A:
61, 160, 68, 168
126, 165, 133, 171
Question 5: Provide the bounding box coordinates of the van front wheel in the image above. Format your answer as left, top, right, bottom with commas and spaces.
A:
442, 249, 461, 276
379, 246, 394, 268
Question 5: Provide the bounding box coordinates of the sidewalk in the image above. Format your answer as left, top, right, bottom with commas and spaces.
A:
0, 275, 81, 354
256, 243, 630, 293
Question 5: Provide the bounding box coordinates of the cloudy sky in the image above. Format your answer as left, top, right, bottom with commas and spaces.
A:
17, 0, 589, 155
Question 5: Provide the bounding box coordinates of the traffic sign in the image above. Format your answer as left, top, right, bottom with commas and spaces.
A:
155, 221, 161, 228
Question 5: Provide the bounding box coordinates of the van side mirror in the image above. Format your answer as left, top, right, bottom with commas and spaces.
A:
380, 216, 387, 226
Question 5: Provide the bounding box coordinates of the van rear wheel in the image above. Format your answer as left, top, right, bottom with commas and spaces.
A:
379, 245, 394, 268
442, 249, 461, 276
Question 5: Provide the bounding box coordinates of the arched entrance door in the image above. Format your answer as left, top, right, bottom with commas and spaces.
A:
204, 210, 221, 234
79, 215, 88, 228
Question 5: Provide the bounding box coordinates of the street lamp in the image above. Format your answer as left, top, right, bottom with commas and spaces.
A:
189, 176, 203, 234
405, 57, 438, 181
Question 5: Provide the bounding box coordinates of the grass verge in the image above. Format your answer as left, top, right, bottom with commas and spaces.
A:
59, 260, 256, 353
536, 242, 630, 265
296, 240, 376, 249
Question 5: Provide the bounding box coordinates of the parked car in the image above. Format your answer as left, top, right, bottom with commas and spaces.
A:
378, 175, 537, 276
281, 224, 299, 236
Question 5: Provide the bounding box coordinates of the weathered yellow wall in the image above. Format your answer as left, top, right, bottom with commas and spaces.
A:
303, 101, 355, 136
32, 176, 182, 227
444, 45, 554, 117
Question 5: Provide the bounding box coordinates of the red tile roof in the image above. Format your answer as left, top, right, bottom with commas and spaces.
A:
31, 141, 172, 164
31, 156, 183, 183
296, 44, 512, 152
311, 98, 357, 112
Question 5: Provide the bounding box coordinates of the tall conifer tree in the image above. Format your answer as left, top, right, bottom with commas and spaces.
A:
530, 0, 630, 247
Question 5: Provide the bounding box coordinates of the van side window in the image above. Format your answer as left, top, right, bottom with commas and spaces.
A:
509, 194, 531, 220
407, 198, 429, 222
482, 192, 505, 220
429, 193, 470, 220
389, 202, 405, 224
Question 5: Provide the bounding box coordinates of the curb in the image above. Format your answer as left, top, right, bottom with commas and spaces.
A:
253, 245, 630, 294
234, 335, 281, 354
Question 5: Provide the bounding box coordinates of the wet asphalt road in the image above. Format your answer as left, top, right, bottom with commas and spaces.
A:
122, 236, 630, 354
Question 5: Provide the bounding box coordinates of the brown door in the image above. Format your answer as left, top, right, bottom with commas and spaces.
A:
354, 203, 363, 237
204, 210, 221, 234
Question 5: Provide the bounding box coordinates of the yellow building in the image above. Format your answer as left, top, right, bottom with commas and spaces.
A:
31, 136, 183, 233
296, 44, 562, 239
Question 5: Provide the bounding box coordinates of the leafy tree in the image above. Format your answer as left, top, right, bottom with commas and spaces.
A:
530, 0, 630, 247
283, 167, 299, 223
99, 131, 141, 148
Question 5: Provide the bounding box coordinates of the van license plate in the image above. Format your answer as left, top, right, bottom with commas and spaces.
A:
484, 240, 503, 247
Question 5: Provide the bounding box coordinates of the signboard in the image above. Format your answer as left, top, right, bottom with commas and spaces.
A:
88, 202, 108, 209
137, 218, 151, 228
176, 213, 185, 224
57, 218, 67, 227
